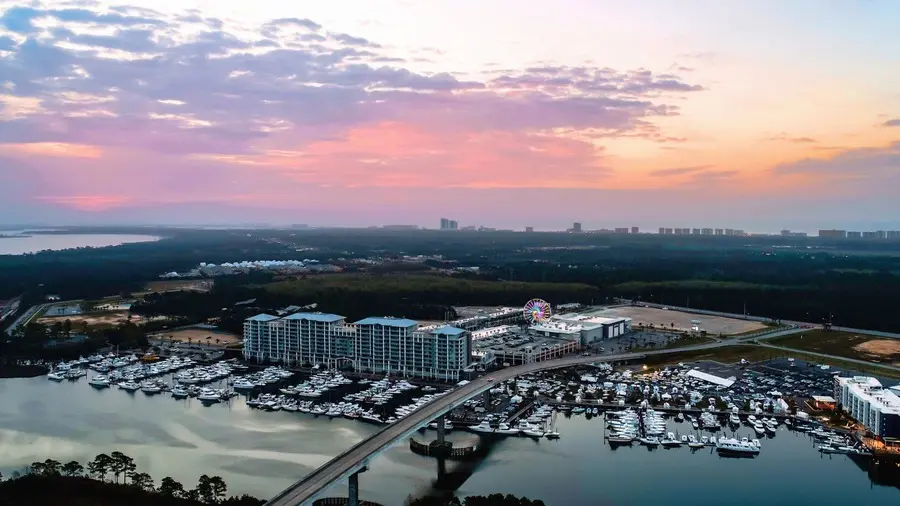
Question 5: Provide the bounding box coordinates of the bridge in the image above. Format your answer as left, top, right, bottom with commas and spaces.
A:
265, 340, 738, 506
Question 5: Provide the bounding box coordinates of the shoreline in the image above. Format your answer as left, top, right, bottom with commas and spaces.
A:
0, 364, 51, 379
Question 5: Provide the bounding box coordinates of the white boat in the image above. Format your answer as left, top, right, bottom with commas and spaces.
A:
118, 380, 140, 392
661, 432, 681, 447
140, 382, 162, 394
89, 375, 111, 388
607, 436, 634, 445
716, 437, 760, 456
47, 371, 66, 381
545, 430, 561, 440
171, 387, 190, 398
639, 436, 660, 446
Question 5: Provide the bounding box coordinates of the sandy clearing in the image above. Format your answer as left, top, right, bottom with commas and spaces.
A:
853, 339, 900, 358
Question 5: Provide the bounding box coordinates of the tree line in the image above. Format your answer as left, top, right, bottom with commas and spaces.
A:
0, 451, 263, 506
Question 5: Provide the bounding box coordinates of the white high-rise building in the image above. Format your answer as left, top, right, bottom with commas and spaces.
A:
243, 312, 471, 381
833, 376, 900, 438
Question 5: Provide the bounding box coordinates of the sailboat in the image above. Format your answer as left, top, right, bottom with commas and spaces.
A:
545, 412, 560, 439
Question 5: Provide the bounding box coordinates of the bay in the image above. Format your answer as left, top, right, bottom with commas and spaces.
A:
0, 376, 896, 506
0, 233, 160, 255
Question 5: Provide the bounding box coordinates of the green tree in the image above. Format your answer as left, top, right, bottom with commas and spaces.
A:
158, 476, 186, 498
108, 451, 133, 484
61, 460, 84, 477
89, 453, 113, 482
41, 459, 62, 476
130, 471, 154, 491
195, 474, 215, 504
63, 318, 72, 337
209, 475, 228, 503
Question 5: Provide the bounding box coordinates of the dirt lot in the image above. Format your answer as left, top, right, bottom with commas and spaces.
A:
586, 306, 766, 335
151, 328, 241, 346
37, 311, 146, 327
853, 340, 900, 360
144, 279, 214, 293
769, 330, 900, 365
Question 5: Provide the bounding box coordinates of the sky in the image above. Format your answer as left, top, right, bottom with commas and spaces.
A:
0, 0, 899, 232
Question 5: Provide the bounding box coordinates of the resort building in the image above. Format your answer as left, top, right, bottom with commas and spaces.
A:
833, 376, 900, 438
243, 312, 471, 381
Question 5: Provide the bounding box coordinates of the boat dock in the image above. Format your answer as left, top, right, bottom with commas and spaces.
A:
542, 399, 799, 421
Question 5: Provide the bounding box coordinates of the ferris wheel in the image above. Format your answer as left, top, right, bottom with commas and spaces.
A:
523, 298, 552, 324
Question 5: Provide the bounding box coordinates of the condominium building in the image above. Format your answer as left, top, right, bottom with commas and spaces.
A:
243, 312, 471, 381
833, 376, 900, 438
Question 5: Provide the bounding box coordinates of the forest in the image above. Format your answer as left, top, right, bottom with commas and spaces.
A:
0, 451, 263, 506
3, 227, 900, 333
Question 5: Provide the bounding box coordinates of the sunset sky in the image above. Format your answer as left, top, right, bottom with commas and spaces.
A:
1, 0, 898, 231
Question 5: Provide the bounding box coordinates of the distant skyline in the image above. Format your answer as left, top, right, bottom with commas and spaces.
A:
1, 1, 899, 229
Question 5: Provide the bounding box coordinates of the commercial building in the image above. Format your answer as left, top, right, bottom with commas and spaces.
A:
529, 312, 631, 345
243, 312, 471, 381
819, 229, 847, 239
469, 325, 579, 367
631, 227, 640, 234
833, 376, 900, 438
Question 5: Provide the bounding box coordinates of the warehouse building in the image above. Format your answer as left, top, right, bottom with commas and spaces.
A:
833, 376, 900, 438
528, 313, 632, 345
243, 312, 471, 381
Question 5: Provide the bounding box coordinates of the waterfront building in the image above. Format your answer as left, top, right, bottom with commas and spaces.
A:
833, 376, 900, 438
243, 313, 471, 381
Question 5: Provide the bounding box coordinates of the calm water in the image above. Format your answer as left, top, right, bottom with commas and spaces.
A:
0, 233, 160, 255
0, 375, 896, 506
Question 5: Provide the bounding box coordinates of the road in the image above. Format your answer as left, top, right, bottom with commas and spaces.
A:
4, 303, 45, 336
264, 340, 736, 506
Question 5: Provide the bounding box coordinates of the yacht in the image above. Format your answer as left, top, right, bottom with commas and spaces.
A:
675, 413, 684, 422
545, 430, 561, 440
140, 382, 162, 394
687, 435, 705, 449
89, 375, 111, 388
728, 413, 740, 425
171, 386, 190, 399
716, 437, 760, 456
118, 380, 140, 392
47, 371, 66, 381
607, 435, 634, 445
638, 436, 660, 447
469, 421, 495, 434
661, 432, 681, 447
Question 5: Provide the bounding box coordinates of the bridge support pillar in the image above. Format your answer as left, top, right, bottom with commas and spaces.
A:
348, 466, 367, 506
482, 390, 490, 407
436, 414, 446, 445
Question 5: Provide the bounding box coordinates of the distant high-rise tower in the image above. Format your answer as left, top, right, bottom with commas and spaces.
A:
449, 220, 458, 230
440, 218, 449, 230
631, 227, 639, 234
572, 222, 582, 233
525, 227, 534, 233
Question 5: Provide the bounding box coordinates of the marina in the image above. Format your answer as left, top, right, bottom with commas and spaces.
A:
39, 353, 882, 463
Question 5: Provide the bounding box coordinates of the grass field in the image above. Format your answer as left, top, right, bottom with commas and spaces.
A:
262, 273, 599, 297
766, 330, 900, 365
636, 344, 900, 379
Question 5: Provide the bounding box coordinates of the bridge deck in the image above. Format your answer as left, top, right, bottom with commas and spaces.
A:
265, 343, 735, 506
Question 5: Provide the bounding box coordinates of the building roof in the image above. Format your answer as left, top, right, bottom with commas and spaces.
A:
812, 395, 836, 403
283, 312, 345, 323
355, 316, 418, 328
247, 314, 279, 322
685, 369, 735, 388
839, 376, 900, 415
428, 326, 467, 336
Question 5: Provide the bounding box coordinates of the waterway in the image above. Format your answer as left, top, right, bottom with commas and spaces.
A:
0, 375, 896, 506
0, 232, 160, 255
